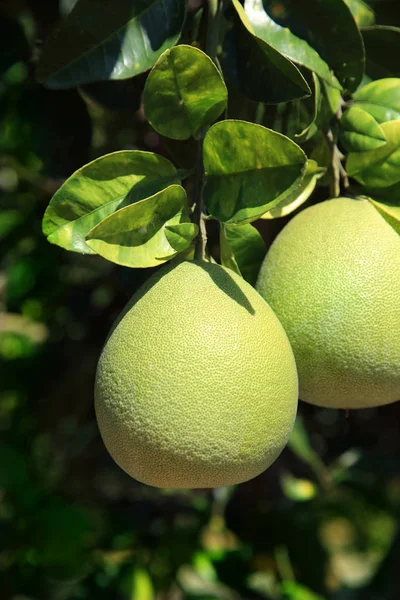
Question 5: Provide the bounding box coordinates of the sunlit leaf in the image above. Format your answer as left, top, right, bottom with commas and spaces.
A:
203, 120, 307, 224
222, 0, 311, 104
352, 78, 400, 123
368, 197, 400, 234
43, 151, 180, 253
262, 160, 325, 219
340, 106, 387, 152
346, 121, 400, 187
165, 222, 199, 252
143, 45, 227, 140
244, 0, 364, 92
37, 0, 187, 88
131, 568, 154, 600
86, 185, 191, 267
344, 0, 375, 27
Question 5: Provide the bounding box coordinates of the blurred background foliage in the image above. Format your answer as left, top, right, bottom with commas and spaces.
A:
0, 1, 399, 599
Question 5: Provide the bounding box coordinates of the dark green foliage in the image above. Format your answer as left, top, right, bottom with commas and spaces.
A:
1, 0, 400, 598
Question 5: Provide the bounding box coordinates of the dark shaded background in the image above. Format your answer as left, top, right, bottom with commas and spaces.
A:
1, 1, 399, 599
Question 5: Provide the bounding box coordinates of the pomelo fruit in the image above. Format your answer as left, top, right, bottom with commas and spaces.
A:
95, 260, 298, 488
257, 197, 400, 409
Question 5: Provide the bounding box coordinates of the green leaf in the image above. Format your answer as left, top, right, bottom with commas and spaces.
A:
362, 26, 400, 79
346, 121, 400, 187
352, 78, 400, 123
340, 106, 387, 152
295, 72, 321, 141
220, 227, 241, 277
223, 0, 311, 104
244, 0, 364, 92
131, 568, 154, 600
321, 79, 341, 117
165, 222, 199, 252
344, 0, 375, 27
143, 45, 227, 140
280, 472, 317, 502
368, 197, 400, 234
86, 185, 191, 267
43, 151, 180, 254
203, 120, 307, 224
280, 581, 326, 600
262, 160, 325, 219
37, 0, 187, 88
288, 417, 326, 477
220, 223, 266, 285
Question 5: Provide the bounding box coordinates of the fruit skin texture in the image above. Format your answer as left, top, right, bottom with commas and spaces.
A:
257, 197, 400, 409
95, 260, 298, 489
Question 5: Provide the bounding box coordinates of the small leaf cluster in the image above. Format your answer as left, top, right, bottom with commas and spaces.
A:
38, 0, 400, 284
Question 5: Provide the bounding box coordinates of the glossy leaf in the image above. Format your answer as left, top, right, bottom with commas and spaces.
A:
223, 0, 311, 104
340, 106, 387, 152
362, 26, 400, 79
295, 72, 321, 141
321, 79, 341, 117
262, 160, 325, 219
143, 45, 227, 140
368, 198, 400, 234
220, 223, 266, 285
86, 185, 191, 267
37, 0, 187, 88
43, 151, 180, 254
346, 121, 400, 187
203, 120, 307, 224
165, 222, 199, 252
244, 0, 364, 92
344, 0, 375, 27
352, 78, 400, 123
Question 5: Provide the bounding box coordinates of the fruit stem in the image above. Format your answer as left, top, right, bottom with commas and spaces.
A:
193, 0, 222, 261
327, 100, 350, 197
193, 137, 207, 261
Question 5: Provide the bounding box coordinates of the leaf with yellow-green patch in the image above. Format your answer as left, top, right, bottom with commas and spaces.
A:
340, 106, 387, 153
203, 120, 307, 224
352, 78, 400, 123
165, 222, 198, 253
43, 151, 180, 254
262, 160, 325, 219
346, 120, 400, 187
344, 0, 375, 27
86, 185, 191, 267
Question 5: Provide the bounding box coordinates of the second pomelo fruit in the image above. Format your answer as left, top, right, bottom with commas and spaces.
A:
95, 260, 298, 488
257, 197, 400, 409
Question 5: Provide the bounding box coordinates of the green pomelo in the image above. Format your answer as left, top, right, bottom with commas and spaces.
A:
257, 197, 400, 409
95, 260, 298, 488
